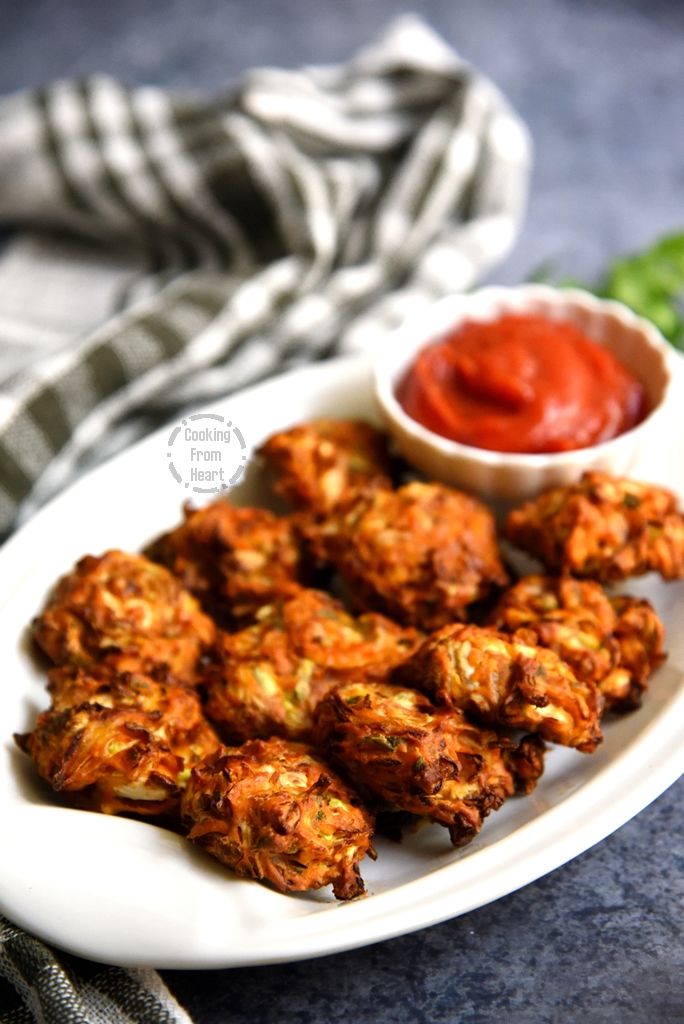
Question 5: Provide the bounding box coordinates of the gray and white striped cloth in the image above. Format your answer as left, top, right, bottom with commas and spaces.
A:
0, 15, 529, 536
0, 16, 530, 1023
0, 916, 192, 1023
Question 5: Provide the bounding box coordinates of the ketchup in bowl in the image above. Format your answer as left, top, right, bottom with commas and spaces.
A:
396, 314, 646, 454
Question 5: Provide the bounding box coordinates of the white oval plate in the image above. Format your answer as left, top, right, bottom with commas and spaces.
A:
1, 356, 683, 969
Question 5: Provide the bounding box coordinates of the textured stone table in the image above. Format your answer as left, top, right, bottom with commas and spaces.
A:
3, 1, 683, 1021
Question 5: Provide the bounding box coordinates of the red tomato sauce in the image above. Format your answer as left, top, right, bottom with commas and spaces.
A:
396, 314, 646, 454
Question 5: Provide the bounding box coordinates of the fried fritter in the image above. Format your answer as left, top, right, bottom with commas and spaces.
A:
394, 623, 602, 752
15, 704, 182, 817
258, 419, 393, 512
314, 680, 544, 846
600, 596, 666, 711
33, 550, 215, 685
47, 667, 220, 768
305, 481, 508, 629
146, 500, 306, 625
181, 737, 374, 899
503, 732, 548, 796
505, 472, 684, 582
490, 575, 666, 713
490, 575, 619, 688
204, 589, 421, 742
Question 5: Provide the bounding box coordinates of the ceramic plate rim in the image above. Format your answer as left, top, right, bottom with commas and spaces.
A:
1, 355, 683, 969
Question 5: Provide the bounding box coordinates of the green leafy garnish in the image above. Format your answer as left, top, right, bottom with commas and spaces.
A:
596, 233, 684, 350
533, 232, 684, 351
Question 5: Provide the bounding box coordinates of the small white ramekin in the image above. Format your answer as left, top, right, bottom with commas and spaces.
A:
373, 284, 677, 503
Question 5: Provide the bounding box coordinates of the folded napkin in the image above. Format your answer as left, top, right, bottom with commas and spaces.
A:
0, 15, 529, 536
0, 916, 192, 1023
0, 16, 530, 1023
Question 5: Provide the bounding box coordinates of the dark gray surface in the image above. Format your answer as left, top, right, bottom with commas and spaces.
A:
2, 2, 683, 1022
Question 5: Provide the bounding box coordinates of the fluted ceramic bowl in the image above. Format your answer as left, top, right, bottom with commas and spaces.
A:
373, 284, 677, 503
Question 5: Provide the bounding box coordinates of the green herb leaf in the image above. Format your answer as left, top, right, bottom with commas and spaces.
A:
365, 734, 400, 750
535, 231, 684, 351
598, 233, 684, 350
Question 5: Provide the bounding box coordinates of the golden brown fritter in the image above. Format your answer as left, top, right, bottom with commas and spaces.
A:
258, 419, 393, 512
305, 481, 508, 629
33, 550, 215, 685
146, 500, 306, 626
394, 623, 602, 752
503, 733, 547, 796
204, 589, 421, 742
47, 667, 220, 768
490, 575, 620, 688
505, 472, 684, 582
490, 575, 666, 714
314, 680, 544, 847
15, 704, 182, 817
599, 596, 666, 711
181, 737, 374, 899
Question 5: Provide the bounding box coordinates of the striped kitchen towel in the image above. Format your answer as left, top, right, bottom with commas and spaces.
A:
0, 915, 192, 1023
0, 15, 530, 537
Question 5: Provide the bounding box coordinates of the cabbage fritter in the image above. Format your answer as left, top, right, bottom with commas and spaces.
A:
490, 575, 619, 687
204, 589, 421, 742
33, 550, 215, 685
15, 704, 182, 816
305, 481, 508, 629
146, 500, 306, 625
258, 418, 393, 512
394, 623, 602, 752
490, 575, 666, 713
181, 737, 374, 899
314, 680, 545, 847
505, 472, 684, 582
47, 667, 220, 767
601, 595, 666, 711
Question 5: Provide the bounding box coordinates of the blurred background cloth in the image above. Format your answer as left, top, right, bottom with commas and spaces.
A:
0, 15, 529, 535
